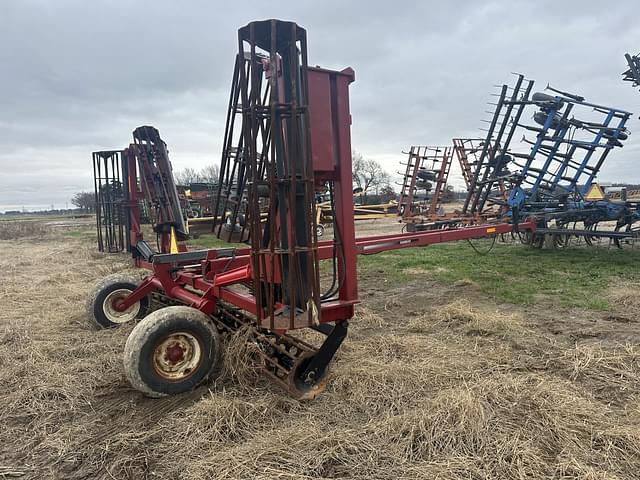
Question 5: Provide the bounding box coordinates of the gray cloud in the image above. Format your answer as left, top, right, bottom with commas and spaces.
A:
1, 0, 638, 211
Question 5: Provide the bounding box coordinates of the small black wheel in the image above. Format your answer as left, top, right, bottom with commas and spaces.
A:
86, 273, 149, 329
316, 224, 325, 237
123, 306, 222, 398
520, 231, 543, 248
289, 352, 329, 401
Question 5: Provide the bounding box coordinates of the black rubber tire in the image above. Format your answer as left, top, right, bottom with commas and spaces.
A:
123, 306, 222, 398
86, 273, 149, 329
316, 224, 325, 237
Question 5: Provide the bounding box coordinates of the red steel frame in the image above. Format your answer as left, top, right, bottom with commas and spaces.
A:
114, 64, 536, 334
116, 219, 535, 333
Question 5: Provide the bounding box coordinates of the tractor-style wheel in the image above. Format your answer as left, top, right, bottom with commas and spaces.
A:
123, 306, 222, 398
86, 274, 149, 329
519, 231, 544, 249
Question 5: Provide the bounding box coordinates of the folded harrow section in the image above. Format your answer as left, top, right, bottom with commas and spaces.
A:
463, 74, 535, 215
92, 150, 128, 253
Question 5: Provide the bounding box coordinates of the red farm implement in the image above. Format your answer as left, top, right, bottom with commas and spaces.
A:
396, 139, 505, 231
87, 20, 535, 400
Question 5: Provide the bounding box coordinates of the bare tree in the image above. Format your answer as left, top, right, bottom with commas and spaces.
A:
174, 165, 221, 185
174, 167, 202, 186
442, 184, 455, 203
352, 151, 392, 203
199, 164, 220, 184
379, 184, 396, 202
71, 191, 96, 213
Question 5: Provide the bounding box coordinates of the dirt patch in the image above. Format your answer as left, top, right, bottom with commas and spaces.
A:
608, 281, 640, 311
1, 233, 639, 479
403, 266, 449, 275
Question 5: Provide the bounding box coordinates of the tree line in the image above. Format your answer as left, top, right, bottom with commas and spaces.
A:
72, 152, 397, 212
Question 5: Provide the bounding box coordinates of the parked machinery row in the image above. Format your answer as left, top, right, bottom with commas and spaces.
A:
399, 72, 639, 247
397, 139, 507, 231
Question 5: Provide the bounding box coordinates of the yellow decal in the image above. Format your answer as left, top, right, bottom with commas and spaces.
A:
170, 227, 179, 253
486, 227, 496, 234
584, 183, 605, 201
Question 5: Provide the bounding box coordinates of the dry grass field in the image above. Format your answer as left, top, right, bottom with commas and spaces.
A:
1, 217, 640, 479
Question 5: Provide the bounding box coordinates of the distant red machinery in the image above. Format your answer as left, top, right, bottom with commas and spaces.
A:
397, 139, 505, 231
397, 145, 454, 220
92, 126, 189, 254
87, 20, 534, 400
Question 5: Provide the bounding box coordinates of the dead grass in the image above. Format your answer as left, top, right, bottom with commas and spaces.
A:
608, 281, 640, 310
1, 232, 639, 479
403, 266, 449, 275
219, 325, 263, 386
0, 220, 51, 240
137, 373, 640, 480
407, 300, 528, 339
554, 343, 640, 403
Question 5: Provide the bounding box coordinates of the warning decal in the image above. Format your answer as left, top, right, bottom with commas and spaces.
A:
584, 183, 605, 201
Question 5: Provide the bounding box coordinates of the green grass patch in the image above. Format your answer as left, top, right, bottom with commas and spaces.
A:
186, 234, 236, 250
358, 240, 640, 310
62, 228, 95, 238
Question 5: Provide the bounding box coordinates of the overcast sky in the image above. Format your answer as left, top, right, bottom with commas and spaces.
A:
1, 0, 638, 211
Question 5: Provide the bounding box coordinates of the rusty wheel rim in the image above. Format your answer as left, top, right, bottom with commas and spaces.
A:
103, 289, 140, 324
152, 332, 203, 381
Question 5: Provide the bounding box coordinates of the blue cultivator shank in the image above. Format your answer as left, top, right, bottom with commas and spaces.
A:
467, 74, 638, 245
623, 52, 640, 90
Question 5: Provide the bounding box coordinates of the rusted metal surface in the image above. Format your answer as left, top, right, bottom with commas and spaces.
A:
103, 288, 141, 324
210, 22, 359, 331
397, 146, 454, 219
452, 139, 479, 189
139, 217, 533, 397
105, 40, 365, 396
396, 142, 502, 230
453, 137, 507, 213
234, 20, 321, 331
92, 150, 127, 253
211, 303, 326, 400
211, 53, 253, 243
132, 126, 188, 242
152, 332, 203, 381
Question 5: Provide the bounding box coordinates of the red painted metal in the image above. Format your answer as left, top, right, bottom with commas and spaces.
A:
115, 54, 536, 336
355, 220, 534, 255
118, 218, 535, 329
308, 66, 359, 305
93, 20, 547, 402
